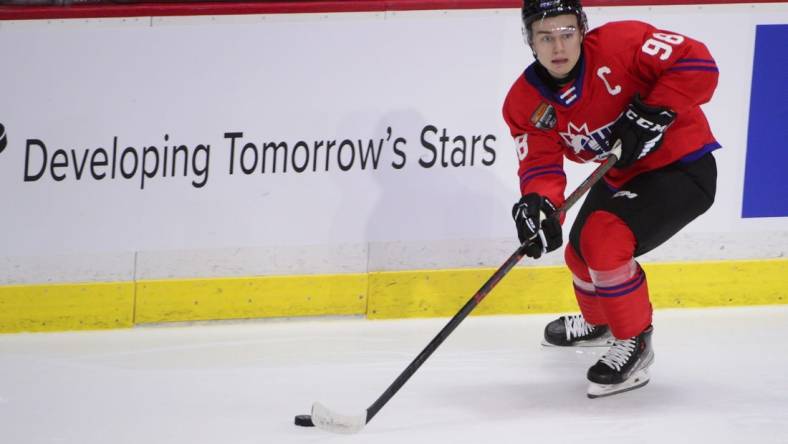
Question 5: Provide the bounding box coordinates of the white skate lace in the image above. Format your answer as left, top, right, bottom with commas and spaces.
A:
599, 338, 637, 371
565, 315, 594, 341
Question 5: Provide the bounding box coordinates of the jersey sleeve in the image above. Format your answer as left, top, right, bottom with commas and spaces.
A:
502, 84, 567, 209
607, 21, 719, 115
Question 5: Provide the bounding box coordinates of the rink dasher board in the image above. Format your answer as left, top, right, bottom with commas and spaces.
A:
0, 4, 787, 333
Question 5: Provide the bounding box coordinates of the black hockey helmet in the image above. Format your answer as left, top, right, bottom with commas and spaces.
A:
522, 0, 588, 44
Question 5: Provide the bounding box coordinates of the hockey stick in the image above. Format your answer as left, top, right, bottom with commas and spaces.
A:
303, 144, 622, 434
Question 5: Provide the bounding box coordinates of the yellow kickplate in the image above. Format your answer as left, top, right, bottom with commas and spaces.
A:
0, 259, 784, 333
368, 266, 577, 319
368, 259, 788, 319
644, 259, 788, 308
135, 273, 368, 324
0, 282, 134, 333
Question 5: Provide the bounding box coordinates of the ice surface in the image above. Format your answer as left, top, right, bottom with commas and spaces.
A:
1, 306, 786, 443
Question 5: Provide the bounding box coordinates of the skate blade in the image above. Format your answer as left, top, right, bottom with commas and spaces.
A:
587, 369, 650, 399
541, 337, 614, 348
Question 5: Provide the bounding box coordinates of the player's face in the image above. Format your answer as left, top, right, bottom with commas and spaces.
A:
530, 14, 583, 79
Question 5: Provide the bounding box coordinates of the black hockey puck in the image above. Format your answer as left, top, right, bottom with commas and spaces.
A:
294, 414, 314, 427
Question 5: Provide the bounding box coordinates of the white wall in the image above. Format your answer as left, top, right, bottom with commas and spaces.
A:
1, 4, 786, 284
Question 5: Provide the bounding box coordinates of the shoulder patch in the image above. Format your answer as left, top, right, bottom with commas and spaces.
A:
530, 102, 557, 130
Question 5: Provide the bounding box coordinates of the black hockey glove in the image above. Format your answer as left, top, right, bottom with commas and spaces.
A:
609, 94, 677, 169
512, 193, 563, 259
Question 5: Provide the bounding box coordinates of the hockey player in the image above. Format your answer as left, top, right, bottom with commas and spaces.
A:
504, 0, 719, 398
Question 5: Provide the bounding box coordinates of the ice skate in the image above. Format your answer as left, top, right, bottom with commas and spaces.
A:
542, 314, 614, 347
586, 326, 654, 398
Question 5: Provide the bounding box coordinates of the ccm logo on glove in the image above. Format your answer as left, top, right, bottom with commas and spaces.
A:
610, 95, 676, 168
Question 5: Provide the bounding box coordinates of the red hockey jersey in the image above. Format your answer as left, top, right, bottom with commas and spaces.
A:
502, 20, 720, 207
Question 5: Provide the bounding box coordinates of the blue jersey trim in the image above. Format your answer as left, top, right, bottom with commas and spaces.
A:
521, 164, 564, 175
523, 55, 587, 108
667, 66, 719, 73
520, 169, 566, 186
679, 141, 721, 163
524, 65, 556, 104
676, 58, 716, 65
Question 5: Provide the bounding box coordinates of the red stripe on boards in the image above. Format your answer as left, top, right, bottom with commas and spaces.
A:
1, 0, 785, 21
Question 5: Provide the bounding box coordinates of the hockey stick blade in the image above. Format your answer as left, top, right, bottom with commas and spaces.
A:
310, 402, 366, 434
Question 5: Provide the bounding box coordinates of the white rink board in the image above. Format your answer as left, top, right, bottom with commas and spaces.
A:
1, 4, 787, 283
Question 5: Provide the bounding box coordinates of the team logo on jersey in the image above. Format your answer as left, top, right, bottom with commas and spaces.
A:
559, 120, 616, 159
530, 102, 557, 130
